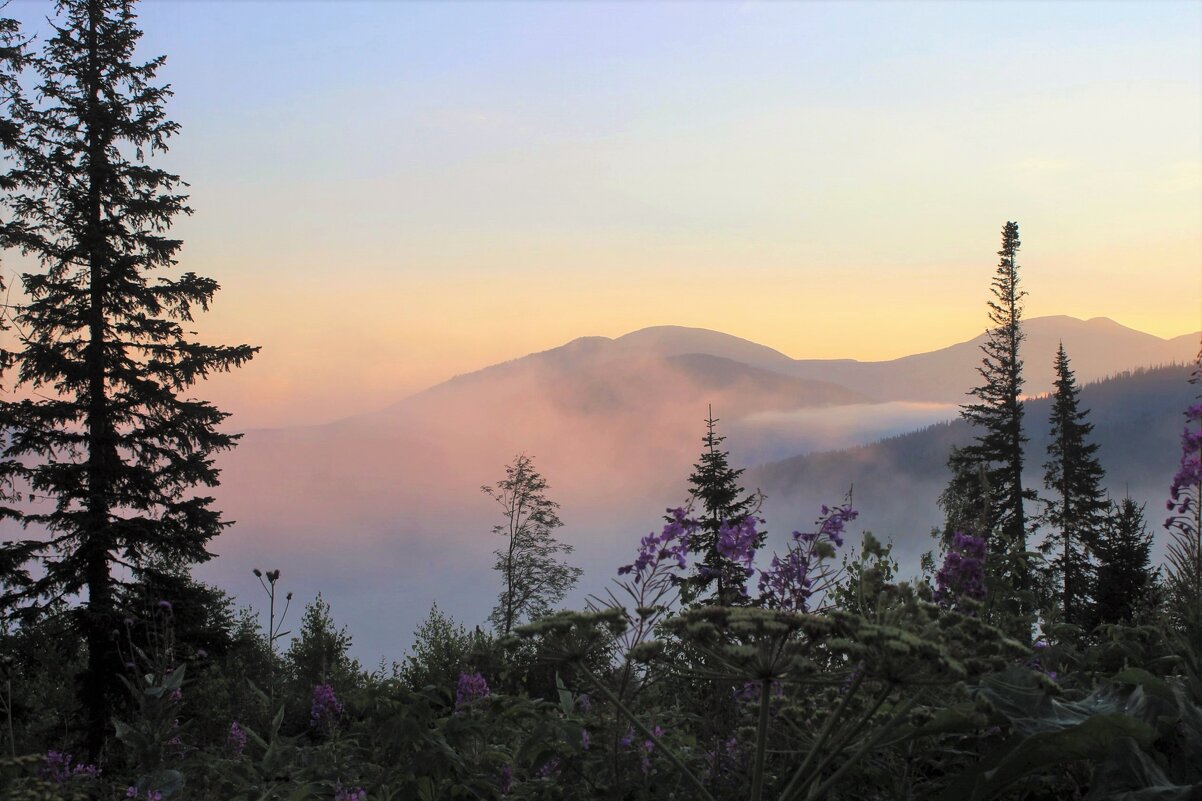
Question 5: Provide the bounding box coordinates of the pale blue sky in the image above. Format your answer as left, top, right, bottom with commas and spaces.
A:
5, 0, 1199, 425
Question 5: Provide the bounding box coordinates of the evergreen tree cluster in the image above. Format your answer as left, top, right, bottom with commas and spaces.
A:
940, 222, 1158, 640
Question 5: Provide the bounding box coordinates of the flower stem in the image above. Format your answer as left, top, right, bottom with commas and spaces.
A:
577, 663, 717, 801
749, 678, 772, 801
777, 671, 864, 801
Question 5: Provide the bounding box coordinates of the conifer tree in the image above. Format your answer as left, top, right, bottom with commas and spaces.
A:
949, 221, 1033, 616
1094, 498, 1156, 626
483, 454, 581, 635
0, 0, 256, 755
1040, 343, 1109, 629
0, 13, 29, 595
679, 407, 762, 606
285, 594, 361, 694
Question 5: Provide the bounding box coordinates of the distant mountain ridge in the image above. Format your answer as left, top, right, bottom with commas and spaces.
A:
785, 316, 1196, 402
386, 315, 1196, 416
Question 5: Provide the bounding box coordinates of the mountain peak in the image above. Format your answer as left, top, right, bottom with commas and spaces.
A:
615, 325, 796, 373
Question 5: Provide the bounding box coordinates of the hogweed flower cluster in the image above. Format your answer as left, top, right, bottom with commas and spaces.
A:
455, 671, 489, 708
310, 683, 343, 729
758, 503, 856, 611
41, 750, 100, 783
935, 532, 987, 608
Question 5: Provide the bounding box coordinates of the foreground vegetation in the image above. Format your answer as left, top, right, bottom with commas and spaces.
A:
2, 421, 1201, 801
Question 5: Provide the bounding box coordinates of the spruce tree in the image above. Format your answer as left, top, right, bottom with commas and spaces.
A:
1040, 343, 1110, 629
1094, 498, 1156, 626
0, 0, 256, 755
483, 454, 581, 635
951, 221, 1033, 617
679, 407, 762, 606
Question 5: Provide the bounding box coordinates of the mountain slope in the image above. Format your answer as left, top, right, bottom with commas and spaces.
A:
750, 365, 1197, 567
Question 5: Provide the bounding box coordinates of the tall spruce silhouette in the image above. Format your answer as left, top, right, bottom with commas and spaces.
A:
947, 221, 1034, 627
0, 0, 256, 756
1040, 343, 1109, 629
679, 407, 761, 606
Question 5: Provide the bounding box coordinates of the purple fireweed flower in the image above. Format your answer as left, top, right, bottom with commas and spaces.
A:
640, 726, 664, 774
157, 600, 172, 613
1026, 641, 1060, 682
126, 789, 160, 800
1167, 402, 1202, 521
581, 728, 590, 750
620, 505, 697, 579
499, 765, 513, 795
41, 751, 100, 783
334, 783, 367, 801
310, 683, 343, 729
717, 516, 760, 577
618, 508, 698, 584
618, 727, 634, 748
228, 721, 247, 756
576, 693, 590, 712
758, 502, 855, 611
758, 549, 815, 611
735, 680, 783, 702
935, 532, 987, 608
455, 671, 489, 708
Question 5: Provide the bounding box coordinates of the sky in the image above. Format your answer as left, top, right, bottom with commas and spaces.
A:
4, 0, 1201, 428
